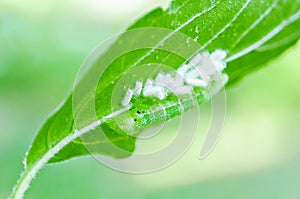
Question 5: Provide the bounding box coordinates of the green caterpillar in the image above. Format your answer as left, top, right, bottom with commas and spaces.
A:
103, 50, 227, 137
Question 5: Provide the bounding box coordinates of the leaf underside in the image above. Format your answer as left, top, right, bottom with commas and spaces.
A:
25, 0, 300, 167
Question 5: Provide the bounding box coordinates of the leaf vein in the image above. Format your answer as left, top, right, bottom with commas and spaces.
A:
226, 10, 300, 62
132, 4, 217, 67
199, 0, 252, 51
232, 0, 279, 48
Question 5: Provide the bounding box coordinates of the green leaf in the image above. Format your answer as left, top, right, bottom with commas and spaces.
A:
27, 0, 300, 165
11, 0, 300, 197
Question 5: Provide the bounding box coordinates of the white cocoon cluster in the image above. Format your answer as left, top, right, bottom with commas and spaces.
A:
121, 49, 228, 106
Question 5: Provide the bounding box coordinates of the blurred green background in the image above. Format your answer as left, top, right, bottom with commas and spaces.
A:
1, 0, 300, 198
